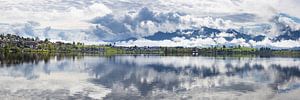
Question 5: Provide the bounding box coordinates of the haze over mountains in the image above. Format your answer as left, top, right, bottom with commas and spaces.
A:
0, 0, 299, 48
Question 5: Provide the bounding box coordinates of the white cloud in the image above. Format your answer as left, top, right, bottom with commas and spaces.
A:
274, 15, 300, 31
250, 38, 300, 49
116, 37, 219, 47
216, 32, 234, 38
101, 0, 299, 21
0, 0, 112, 29
88, 7, 237, 41
99, 0, 300, 33
117, 36, 300, 48
0, 0, 113, 43
0, 0, 299, 47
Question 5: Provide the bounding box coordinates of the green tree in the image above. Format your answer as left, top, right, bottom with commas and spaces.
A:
44, 38, 49, 43
223, 45, 226, 49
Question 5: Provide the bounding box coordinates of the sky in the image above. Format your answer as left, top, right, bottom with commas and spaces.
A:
0, 0, 299, 48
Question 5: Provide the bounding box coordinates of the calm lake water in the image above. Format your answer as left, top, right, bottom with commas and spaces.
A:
0, 54, 300, 100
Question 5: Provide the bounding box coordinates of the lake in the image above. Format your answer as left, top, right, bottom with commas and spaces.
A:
0, 53, 300, 100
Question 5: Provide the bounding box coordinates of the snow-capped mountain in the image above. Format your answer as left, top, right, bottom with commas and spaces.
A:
275, 29, 300, 41
143, 27, 259, 41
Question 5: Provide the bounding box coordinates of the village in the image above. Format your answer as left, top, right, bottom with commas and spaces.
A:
0, 34, 104, 53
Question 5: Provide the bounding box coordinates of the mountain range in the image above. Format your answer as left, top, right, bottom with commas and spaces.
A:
122, 26, 299, 43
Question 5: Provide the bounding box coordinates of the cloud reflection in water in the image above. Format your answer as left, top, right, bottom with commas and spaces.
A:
0, 54, 300, 99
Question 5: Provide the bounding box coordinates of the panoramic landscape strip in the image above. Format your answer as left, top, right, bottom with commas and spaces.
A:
1, 0, 300, 99
1, 34, 300, 57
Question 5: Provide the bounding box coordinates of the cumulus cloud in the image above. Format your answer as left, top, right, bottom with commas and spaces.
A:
249, 38, 300, 49
88, 7, 236, 41
116, 36, 300, 49
0, 21, 41, 37
89, 7, 188, 40
0, 0, 300, 48
100, 0, 299, 21
0, 0, 112, 29
0, 0, 113, 43
272, 14, 300, 31
115, 37, 248, 47
0, 21, 104, 44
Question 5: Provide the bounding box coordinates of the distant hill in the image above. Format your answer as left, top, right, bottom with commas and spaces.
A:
274, 29, 300, 41
119, 22, 300, 49
143, 27, 266, 42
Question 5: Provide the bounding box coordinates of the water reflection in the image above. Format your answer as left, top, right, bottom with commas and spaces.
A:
86, 56, 300, 99
0, 54, 300, 99
0, 53, 50, 67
